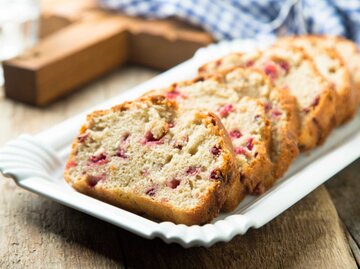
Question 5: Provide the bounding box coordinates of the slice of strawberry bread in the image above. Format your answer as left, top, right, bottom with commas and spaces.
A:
213, 67, 299, 180
146, 78, 273, 195
64, 96, 242, 225
199, 47, 336, 150
276, 36, 356, 125
314, 35, 360, 108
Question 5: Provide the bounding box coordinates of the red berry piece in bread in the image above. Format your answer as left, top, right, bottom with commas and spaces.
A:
229, 129, 242, 139
186, 166, 201, 175
115, 148, 127, 158
246, 137, 254, 151
264, 102, 272, 112
66, 160, 77, 169
86, 175, 105, 187
141, 131, 165, 146
166, 90, 181, 100
166, 178, 181, 189
234, 146, 247, 156
89, 153, 108, 165
271, 108, 282, 118
245, 60, 254, 67
278, 60, 290, 73
264, 62, 277, 80
211, 145, 221, 156
209, 169, 224, 181
311, 96, 320, 108
218, 104, 234, 118
145, 187, 156, 196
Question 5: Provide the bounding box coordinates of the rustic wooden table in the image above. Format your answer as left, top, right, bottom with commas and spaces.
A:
1, 66, 359, 269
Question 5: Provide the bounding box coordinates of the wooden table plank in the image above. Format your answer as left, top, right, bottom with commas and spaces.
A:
116, 186, 356, 269
0, 180, 355, 268
0, 66, 357, 268
326, 158, 360, 267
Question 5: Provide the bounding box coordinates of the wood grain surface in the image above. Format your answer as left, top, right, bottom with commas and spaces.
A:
326, 160, 360, 267
0, 66, 359, 269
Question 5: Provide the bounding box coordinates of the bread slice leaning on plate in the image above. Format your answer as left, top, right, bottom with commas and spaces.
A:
64, 95, 242, 225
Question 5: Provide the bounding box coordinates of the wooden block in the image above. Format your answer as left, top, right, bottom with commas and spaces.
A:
3, 1, 214, 106
127, 18, 212, 69
4, 17, 129, 105
39, 14, 73, 38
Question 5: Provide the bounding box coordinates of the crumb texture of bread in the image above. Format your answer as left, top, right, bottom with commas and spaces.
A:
64, 96, 241, 225
218, 68, 300, 181
199, 47, 336, 151
148, 77, 273, 195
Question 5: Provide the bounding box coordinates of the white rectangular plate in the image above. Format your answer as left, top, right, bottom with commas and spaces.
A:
1, 38, 360, 248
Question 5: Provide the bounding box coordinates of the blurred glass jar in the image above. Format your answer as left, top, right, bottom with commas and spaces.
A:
0, 0, 40, 61
0, 0, 39, 85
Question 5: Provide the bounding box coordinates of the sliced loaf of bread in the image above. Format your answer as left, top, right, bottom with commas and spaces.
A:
199, 47, 336, 150
64, 96, 242, 225
276, 36, 356, 124
146, 78, 273, 195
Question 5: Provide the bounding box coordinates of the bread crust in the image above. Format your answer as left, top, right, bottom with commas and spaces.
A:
206, 112, 244, 211
268, 87, 300, 179
64, 95, 241, 225
235, 96, 273, 194
297, 74, 336, 150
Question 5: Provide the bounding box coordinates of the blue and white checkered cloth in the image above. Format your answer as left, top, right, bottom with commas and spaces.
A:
99, 0, 360, 45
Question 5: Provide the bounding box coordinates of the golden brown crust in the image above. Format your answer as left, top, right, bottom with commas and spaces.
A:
64, 96, 241, 225
208, 66, 300, 181
324, 47, 355, 124
70, 175, 223, 225
234, 97, 273, 194
297, 71, 337, 150
268, 87, 300, 179
204, 112, 244, 212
